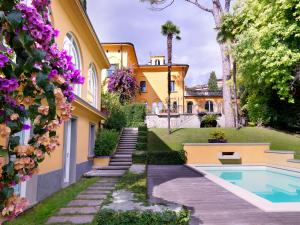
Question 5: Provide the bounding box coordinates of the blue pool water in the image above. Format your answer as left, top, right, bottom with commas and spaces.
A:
199, 166, 300, 203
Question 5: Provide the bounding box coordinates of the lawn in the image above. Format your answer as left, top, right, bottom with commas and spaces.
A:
148, 128, 300, 156
5, 177, 99, 225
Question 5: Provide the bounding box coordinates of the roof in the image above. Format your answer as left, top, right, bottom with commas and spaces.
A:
101, 42, 139, 65
185, 90, 223, 97
73, 0, 110, 68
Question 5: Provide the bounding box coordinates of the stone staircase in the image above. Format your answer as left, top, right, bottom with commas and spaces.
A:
85, 128, 138, 177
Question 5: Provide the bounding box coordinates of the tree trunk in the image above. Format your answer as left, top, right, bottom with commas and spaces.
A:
167, 35, 172, 134
232, 60, 239, 127
212, 2, 235, 127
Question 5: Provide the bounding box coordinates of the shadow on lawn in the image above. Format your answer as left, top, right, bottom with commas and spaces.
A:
147, 131, 187, 165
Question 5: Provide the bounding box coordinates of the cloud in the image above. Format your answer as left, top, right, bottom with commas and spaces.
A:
87, 0, 222, 87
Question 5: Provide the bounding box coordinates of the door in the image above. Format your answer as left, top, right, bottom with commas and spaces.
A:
13, 120, 31, 197
89, 124, 96, 157
63, 118, 77, 186
63, 120, 72, 184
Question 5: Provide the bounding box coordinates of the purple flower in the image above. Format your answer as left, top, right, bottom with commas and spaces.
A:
22, 124, 31, 130
0, 78, 19, 93
0, 53, 9, 68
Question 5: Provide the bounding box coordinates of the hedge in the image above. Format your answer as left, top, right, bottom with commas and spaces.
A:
94, 129, 119, 156
138, 125, 148, 132
123, 103, 146, 127
137, 136, 147, 143
132, 151, 147, 164
96, 209, 190, 225
136, 142, 147, 151
147, 151, 187, 165
104, 109, 126, 131
138, 131, 148, 137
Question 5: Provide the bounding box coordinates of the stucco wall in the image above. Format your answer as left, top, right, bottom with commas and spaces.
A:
184, 143, 270, 165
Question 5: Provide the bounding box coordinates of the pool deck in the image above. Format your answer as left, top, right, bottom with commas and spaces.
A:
147, 165, 300, 225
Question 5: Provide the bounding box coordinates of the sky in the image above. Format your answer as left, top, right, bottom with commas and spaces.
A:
87, 0, 222, 86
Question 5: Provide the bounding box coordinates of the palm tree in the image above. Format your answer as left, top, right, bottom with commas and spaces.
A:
161, 21, 181, 134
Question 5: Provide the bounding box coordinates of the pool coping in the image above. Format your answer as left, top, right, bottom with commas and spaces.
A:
186, 164, 300, 212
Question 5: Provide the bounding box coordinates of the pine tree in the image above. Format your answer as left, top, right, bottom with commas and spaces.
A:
208, 71, 218, 91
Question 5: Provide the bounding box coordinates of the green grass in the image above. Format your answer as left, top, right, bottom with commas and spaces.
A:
115, 171, 147, 204
148, 128, 300, 156
6, 177, 99, 225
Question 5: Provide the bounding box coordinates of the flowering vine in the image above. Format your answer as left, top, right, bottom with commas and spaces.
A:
0, 0, 84, 219
107, 68, 138, 103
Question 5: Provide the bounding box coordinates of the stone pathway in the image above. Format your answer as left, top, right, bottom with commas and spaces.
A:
46, 178, 118, 224
84, 128, 137, 177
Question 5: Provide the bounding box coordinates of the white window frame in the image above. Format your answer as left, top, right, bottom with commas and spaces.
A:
63, 33, 82, 97
87, 64, 98, 108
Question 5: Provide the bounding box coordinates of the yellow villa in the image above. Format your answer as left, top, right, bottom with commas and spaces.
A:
102, 42, 226, 127
102, 43, 189, 114
0, 0, 110, 206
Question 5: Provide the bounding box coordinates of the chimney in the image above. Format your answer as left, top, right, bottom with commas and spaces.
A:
80, 0, 87, 11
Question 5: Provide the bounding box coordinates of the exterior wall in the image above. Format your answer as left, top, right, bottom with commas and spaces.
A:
265, 151, 300, 170
184, 96, 223, 114
0, 0, 110, 206
146, 114, 201, 128
184, 143, 270, 165
135, 66, 186, 113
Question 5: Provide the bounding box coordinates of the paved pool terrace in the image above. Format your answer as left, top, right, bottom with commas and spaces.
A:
147, 165, 300, 225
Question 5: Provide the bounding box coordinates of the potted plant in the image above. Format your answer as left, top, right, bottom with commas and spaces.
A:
93, 129, 119, 167
208, 130, 227, 143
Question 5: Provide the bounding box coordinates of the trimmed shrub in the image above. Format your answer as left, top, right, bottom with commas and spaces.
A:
104, 109, 126, 131
137, 136, 147, 143
201, 114, 218, 128
138, 131, 148, 137
136, 142, 147, 151
138, 125, 148, 132
147, 151, 187, 165
94, 129, 119, 156
132, 152, 147, 164
96, 209, 190, 225
123, 103, 146, 127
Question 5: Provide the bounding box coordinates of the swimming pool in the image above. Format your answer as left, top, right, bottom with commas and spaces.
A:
192, 165, 300, 212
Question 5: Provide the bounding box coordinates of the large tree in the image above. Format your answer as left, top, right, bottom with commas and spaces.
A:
220, 0, 300, 130
142, 0, 235, 127
161, 21, 181, 134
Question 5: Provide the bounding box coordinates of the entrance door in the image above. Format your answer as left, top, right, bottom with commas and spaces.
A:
63, 118, 77, 185
89, 124, 96, 157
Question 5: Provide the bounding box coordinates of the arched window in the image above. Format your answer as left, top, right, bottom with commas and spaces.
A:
155, 59, 160, 66
205, 101, 214, 112
187, 101, 193, 114
63, 33, 82, 96
87, 64, 98, 108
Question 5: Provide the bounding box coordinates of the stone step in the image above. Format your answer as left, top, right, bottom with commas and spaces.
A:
94, 165, 130, 170
87, 170, 126, 177
118, 146, 136, 148
113, 154, 132, 158
87, 186, 115, 190
76, 194, 106, 200
116, 150, 135, 153
47, 215, 94, 224
110, 158, 132, 162
57, 206, 99, 215
110, 161, 132, 166
68, 199, 102, 207
81, 190, 111, 195
118, 146, 136, 149
121, 135, 138, 138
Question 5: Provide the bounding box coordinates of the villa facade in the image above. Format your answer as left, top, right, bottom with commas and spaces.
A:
0, 0, 110, 206
102, 42, 225, 127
